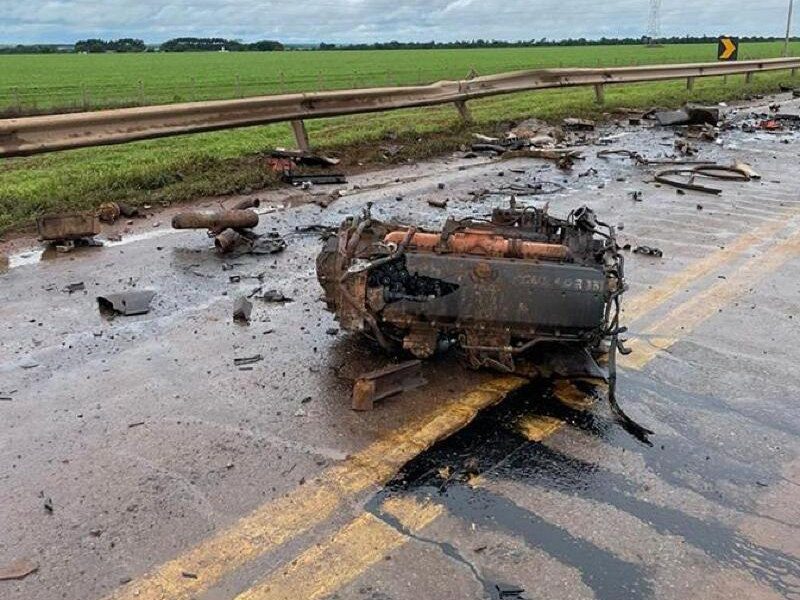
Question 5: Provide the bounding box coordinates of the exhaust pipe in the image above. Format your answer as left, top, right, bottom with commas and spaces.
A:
171, 209, 259, 234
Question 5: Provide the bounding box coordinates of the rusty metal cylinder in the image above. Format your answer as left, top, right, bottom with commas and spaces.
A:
214, 228, 245, 254
384, 230, 571, 260
171, 209, 258, 233
232, 198, 261, 210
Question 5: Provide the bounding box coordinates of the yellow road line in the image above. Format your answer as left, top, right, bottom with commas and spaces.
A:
106, 376, 524, 600
622, 237, 800, 369
234, 497, 442, 600
623, 216, 794, 322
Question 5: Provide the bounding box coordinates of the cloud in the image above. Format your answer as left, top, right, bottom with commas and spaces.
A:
1, 0, 796, 44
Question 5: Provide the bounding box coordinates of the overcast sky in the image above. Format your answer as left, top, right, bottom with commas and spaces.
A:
1, 0, 796, 44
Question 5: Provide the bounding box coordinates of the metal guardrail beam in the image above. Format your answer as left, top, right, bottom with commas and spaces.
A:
2, 57, 800, 158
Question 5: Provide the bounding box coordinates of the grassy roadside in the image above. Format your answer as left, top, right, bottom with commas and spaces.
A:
1, 71, 798, 234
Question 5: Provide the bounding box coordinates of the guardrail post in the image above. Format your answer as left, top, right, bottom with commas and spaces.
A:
792, 68, 798, 76
454, 100, 472, 123
686, 77, 695, 91
745, 72, 754, 84
594, 84, 605, 105
291, 119, 310, 151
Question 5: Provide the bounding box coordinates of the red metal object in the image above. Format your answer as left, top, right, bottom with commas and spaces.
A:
759, 119, 782, 130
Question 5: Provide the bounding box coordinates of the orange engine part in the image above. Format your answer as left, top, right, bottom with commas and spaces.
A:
384, 229, 571, 260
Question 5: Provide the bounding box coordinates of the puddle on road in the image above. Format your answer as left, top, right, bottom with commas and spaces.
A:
364, 379, 800, 600
4, 228, 185, 271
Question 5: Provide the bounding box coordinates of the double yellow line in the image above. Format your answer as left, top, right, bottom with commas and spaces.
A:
106, 212, 800, 600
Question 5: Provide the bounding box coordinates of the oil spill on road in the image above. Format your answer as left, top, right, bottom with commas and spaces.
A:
368, 379, 800, 599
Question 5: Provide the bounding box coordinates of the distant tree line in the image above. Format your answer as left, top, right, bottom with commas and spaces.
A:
159, 37, 283, 51
74, 38, 146, 53
316, 34, 800, 51
0, 44, 67, 54
0, 37, 283, 54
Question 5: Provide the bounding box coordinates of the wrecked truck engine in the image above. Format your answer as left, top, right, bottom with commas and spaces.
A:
317, 202, 622, 366
317, 202, 651, 440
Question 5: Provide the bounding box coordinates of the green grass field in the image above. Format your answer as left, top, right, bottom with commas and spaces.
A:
2, 42, 800, 233
3, 42, 799, 113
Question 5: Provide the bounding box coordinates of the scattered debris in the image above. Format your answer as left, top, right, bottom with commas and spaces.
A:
118, 203, 140, 218
97, 291, 155, 316
352, 360, 427, 411
251, 289, 293, 303
653, 105, 720, 127
98, 201, 121, 224
37, 212, 101, 243
633, 245, 663, 257
733, 160, 761, 179
597, 148, 712, 166
231, 198, 261, 211
127, 421, 145, 428
427, 198, 448, 209
0, 558, 38, 581
495, 583, 529, 599
563, 117, 595, 130
509, 118, 563, 141
285, 173, 347, 186
171, 210, 259, 235
234, 354, 263, 366
233, 297, 252, 322
181, 571, 198, 579
264, 149, 340, 168
63, 282, 85, 294
214, 229, 245, 254
503, 148, 582, 163
654, 164, 750, 195
43, 497, 53, 513
488, 181, 565, 196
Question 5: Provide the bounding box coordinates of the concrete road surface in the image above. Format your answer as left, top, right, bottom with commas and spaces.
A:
2, 95, 800, 600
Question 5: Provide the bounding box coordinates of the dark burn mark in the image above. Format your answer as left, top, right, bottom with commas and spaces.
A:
378, 381, 800, 600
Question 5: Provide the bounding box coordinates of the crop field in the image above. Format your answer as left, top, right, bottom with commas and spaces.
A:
2, 41, 800, 233
2, 42, 800, 114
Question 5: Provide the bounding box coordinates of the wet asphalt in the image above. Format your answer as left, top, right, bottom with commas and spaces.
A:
2, 93, 800, 600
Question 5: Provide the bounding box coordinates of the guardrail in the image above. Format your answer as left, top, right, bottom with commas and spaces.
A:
1, 56, 799, 158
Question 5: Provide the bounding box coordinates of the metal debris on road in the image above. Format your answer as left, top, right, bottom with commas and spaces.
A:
427, 198, 448, 208
97, 201, 121, 224
232, 296, 252, 322
171, 209, 259, 234
352, 360, 427, 411
285, 173, 347, 186
563, 117, 595, 130
633, 245, 663, 257
0, 558, 38, 582
63, 282, 85, 294
654, 164, 751, 195
234, 354, 263, 366
97, 290, 155, 316
251, 289, 293, 303
264, 149, 340, 167
231, 198, 261, 210
652, 105, 720, 127
37, 212, 101, 243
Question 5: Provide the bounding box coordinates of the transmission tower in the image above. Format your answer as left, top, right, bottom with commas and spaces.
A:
646, 0, 662, 46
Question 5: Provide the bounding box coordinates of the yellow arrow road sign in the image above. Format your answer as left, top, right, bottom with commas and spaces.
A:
718, 37, 739, 61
